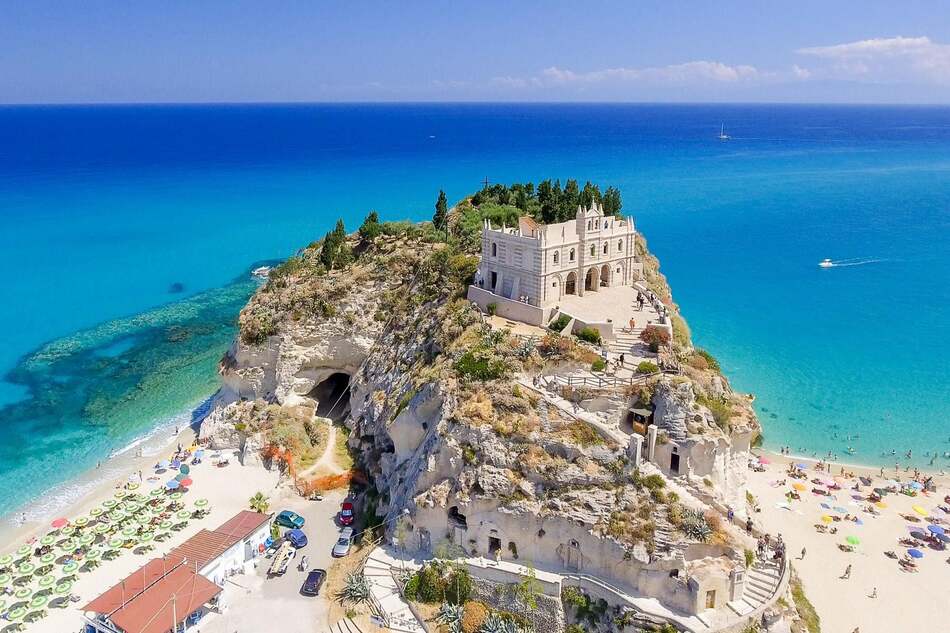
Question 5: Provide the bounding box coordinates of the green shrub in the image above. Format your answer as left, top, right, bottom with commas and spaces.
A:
403, 574, 420, 601
591, 358, 606, 372
486, 302, 498, 316
548, 314, 571, 332
444, 568, 473, 605
455, 349, 509, 381
576, 327, 602, 345
694, 348, 720, 372
641, 474, 666, 490
416, 564, 446, 603
744, 548, 755, 568
636, 361, 658, 374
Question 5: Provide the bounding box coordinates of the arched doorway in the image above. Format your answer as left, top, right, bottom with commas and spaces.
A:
565, 272, 577, 295
585, 267, 599, 292
600, 264, 611, 287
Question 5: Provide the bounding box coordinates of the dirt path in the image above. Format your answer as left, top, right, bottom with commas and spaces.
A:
298, 420, 346, 480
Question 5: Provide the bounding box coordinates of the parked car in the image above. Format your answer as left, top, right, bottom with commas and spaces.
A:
300, 569, 327, 596
287, 528, 308, 549
339, 502, 355, 526
275, 510, 305, 529
332, 527, 353, 557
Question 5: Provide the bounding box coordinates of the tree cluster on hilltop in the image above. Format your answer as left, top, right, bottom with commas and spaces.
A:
470, 178, 622, 223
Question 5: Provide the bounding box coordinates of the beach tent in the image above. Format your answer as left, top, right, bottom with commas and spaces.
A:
50, 518, 67, 529
165, 480, 180, 490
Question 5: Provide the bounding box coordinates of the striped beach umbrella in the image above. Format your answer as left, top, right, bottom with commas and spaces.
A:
39, 535, 56, 547
17, 562, 35, 576
94, 523, 111, 535
37, 575, 56, 589
138, 532, 154, 543
15, 545, 31, 558
29, 594, 48, 609
121, 526, 138, 538
169, 492, 183, 501
194, 498, 209, 508
176, 510, 192, 520
84, 548, 102, 561
126, 482, 140, 491
149, 488, 164, 497
113, 490, 128, 498
58, 539, 77, 552
72, 516, 89, 527
14, 587, 31, 600
108, 536, 125, 548
54, 581, 73, 595
60, 525, 76, 536
39, 553, 56, 565
61, 561, 79, 575
102, 499, 118, 509
159, 520, 173, 530
78, 533, 96, 546
89, 507, 103, 517
0, 554, 14, 566
0, 573, 11, 585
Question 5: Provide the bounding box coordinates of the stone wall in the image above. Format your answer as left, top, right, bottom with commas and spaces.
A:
469, 576, 565, 633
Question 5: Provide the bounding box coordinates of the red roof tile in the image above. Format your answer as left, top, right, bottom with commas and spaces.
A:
213, 510, 271, 541
165, 529, 239, 570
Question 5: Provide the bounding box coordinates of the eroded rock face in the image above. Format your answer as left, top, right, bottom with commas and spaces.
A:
652, 378, 694, 440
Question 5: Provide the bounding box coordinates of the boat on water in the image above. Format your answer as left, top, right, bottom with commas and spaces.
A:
252, 266, 272, 278
718, 123, 731, 141
819, 258, 833, 268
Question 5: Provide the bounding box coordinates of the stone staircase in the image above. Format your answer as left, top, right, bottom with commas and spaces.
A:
728, 559, 783, 616
361, 549, 426, 633
652, 505, 687, 561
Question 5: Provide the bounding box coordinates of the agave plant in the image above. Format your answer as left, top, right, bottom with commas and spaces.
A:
680, 508, 712, 542
479, 614, 524, 633
437, 603, 463, 633
339, 570, 371, 604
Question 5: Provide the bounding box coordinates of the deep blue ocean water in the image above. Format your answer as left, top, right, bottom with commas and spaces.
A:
1, 103, 948, 518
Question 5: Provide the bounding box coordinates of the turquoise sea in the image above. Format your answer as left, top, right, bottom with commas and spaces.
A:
0, 104, 948, 519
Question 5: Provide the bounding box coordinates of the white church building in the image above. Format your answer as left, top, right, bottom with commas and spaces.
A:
468, 203, 642, 326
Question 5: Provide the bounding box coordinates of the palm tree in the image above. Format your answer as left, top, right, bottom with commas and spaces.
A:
249, 491, 270, 514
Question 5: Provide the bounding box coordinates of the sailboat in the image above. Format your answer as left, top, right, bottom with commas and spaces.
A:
718, 123, 731, 141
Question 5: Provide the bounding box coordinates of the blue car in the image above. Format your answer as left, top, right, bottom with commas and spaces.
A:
287, 528, 308, 548
275, 510, 305, 530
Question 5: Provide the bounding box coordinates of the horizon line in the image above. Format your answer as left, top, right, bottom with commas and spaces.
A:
3, 100, 950, 108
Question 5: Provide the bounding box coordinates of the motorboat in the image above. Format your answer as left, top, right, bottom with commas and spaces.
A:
819, 258, 833, 268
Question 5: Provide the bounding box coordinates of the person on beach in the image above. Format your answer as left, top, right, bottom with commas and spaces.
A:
869, 587, 877, 598
842, 564, 851, 579
800, 547, 806, 560
619, 353, 625, 367
746, 516, 753, 534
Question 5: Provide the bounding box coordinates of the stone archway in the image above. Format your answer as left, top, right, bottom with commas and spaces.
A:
600, 264, 611, 287
549, 273, 563, 303
565, 272, 577, 295
584, 267, 599, 292
307, 372, 351, 419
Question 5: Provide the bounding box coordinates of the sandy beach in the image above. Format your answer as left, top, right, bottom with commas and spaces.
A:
0, 418, 282, 633
746, 449, 949, 633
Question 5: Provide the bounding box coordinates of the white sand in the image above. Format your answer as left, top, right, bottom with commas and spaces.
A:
746, 450, 948, 633
9, 447, 280, 633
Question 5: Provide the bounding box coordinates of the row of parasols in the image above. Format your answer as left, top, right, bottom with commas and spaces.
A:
0, 487, 211, 627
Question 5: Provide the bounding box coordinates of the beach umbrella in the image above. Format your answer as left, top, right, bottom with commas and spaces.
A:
17, 562, 35, 576
13, 587, 31, 600
78, 533, 96, 546
194, 498, 209, 508
908, 481, 923, 490
156, 459, 170, 470
180, 464, 190, 475
875, 501, 887, 509
927, 524, 945, 535
149, 488, 164, 497
15, 545, 31, 558
169, 492, 183, 501
0, 554, 14, 566
102, 499, 118, 509
50, 518, 67, 529
833, 506, 848, 514
845, 535, 860, 545
159, 520, 173, 530
821, 515, 833, 523
0, 573, 11, 585
84, 548, 102, 561
29, 594, 48, 610
126, 482, 140, 491
936, 533, 950, 544
89, 507, 103, 518
165, 480, 180, 490
907, 548, 924, 559
107, 537, 125, 549
60, 525, 76, 536
910, 530, 929, 540
61, 561, 79, 574
912, 505, 929, 517
58, 539, 77, 552
54, 581, 73, 595
795, 463, 808, 470
121, 527, 137, 538
94, 523, 111, 535
39, 535, 56, 547
171, 459, 181, 469
113, 490, 128, 498
138, 532, 154, 543
7, 606, 27, 621
72, 516, 89, 527
179, 477, 193, 488
38, 553, 56, 565
37, 575, 56, 589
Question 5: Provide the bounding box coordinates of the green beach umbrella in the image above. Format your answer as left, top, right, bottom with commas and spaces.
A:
14, 587, 31, 600
29, 594, 48, 609
846, 535, 861, 545
39, 553, 56, 565
37, 575, 56, 588
7, 606, 27, 621
89, 507, 103, 517
113, 490, 128, 498
0, 573, 11, 585
149, 488, 164, 497
0, 554, 14, 566
179, 464, 190, 475
137, 532, 154, 544
58, 539, 77, 552
39, 535, 56, 547
60, 525, 76, 536
102, 499, 118, 509
176, 510, 191, 520
17, 562, 35, 575
121, 527, 137, 538
72, 516, 89, 527
169, 492, 183, 501
78, 533, 96, 546
84, 548, 102, 561
15, 545, 31, 557
94, 523, 111, 535
194, 498, 209, 508
159, 520, 173, 530
126, 482, 140, 491
53, 581, 73, 595
107, 537, 125, 549
61, 562, 79, 574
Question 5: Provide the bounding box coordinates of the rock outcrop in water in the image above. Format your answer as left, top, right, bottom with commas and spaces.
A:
202, 202, 771, 630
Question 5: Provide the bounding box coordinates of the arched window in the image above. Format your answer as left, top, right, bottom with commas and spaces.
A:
587, 220, 592, 230
569, 248, 575, 261
618, 239, 623, 250
553, 251, 559, 264
603, 242, 608, 254
590, 244, 596, 257
604, 219, 609, 228
491, 243, 497, 257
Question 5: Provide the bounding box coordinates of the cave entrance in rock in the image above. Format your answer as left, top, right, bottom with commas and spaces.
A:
309, 372, 351, 419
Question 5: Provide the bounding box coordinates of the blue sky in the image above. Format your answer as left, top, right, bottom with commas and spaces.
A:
3, 1, 950, 103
